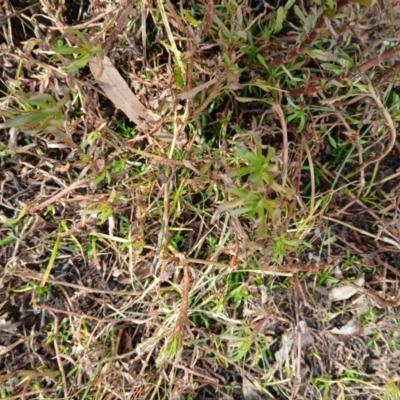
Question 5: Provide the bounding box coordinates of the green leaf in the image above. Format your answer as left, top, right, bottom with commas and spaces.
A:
174, 67, 185, 88
293, 5, 306, 23
55, 46, 84, 55
256, 54, 269, 70
351, 0, 373, 6
66, 28, 90, 47
324, 0, 335, 11
231, 206, 253, 216
4, 113, 37, 127
90, 44, 103, 55
183, 10, 200, 26
274, 7, 285, 33
250, 79, 278, 93
0, 235, 14, 246
27, 93, 57, 106
284, 0, 296, 10
327, 134, 337, 149
229, 166, 252, 178
64, 54, 92, 73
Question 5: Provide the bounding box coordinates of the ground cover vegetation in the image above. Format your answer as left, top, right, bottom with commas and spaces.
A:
1, 0, 400, 398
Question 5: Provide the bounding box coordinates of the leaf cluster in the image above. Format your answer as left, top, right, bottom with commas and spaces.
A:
224, 143, 294, 238
0, 93, 68, 133
55, 29, 103, 74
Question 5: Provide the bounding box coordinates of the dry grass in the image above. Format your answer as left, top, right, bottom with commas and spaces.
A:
1, 0, 400, 399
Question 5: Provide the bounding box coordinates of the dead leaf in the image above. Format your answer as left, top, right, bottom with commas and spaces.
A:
330, 318, 360, 335
297, 320, 313, 348
113, 259, 152, 282
7, 127, 18, 153
275, 321, 312, 366
0, 316, 20, 332
242, 377, 261, 400
182, 160, 200, 174
328, 275, 365, 302
177, 78, 218, 100
275, 329, 294, 366
89, 56, 160, 131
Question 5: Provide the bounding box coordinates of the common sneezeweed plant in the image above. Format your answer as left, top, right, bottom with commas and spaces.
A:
227, 188, 279, 238
230, 146, 293, 198
216, 145, 294, 238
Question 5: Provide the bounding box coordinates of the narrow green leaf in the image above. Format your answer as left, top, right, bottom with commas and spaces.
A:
327, 134, 337, 149
4, 113, 37, 127
55, 46, 83, 55
293, 5, 306, 23
256, 54, 269, 70
0, 235, 14, 246
284, 0, 296, 10
351, 0, 372, 6
174, 67, 185, 88
27, 94, 57, 105
183, 10, 200, 26
66, 28, 90, 47
41, 235, 61, 287
274, 7, 285, 33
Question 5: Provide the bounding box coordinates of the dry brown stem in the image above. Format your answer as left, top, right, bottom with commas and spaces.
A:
345, 83, 396, 178
51, 313, 69, 399
28, 179, 89, 213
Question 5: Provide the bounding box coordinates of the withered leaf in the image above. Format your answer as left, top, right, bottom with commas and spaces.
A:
89, 55, 160, 131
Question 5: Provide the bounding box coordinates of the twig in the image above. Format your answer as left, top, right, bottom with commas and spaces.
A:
10, 267, 163, 296
349, 45, 400, 78
151, 217, 165, 274
51, 313, 69, 399
0, 370, 58, 385
268, 1, 361, 68
324, 215, 400, 252
345, 82, 396, 178
179, 256, 190, 325
303, 140, 315, 215
375, 256, 400, 280
293, 278, 302, 381
378, 60, 400, 84
28, 179, 89, 213
272, 103, 288, 187
201, 0, 214, 35
102, 2, 133, 50
349, 282, 400, 307
0, 3, 40, 24
323, 216, 377, 240
262, 261, 331, 274
141, 0, 147, 63
57, 215, 96, 237
39, 304, 154, 324
268, 12, 325, 67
